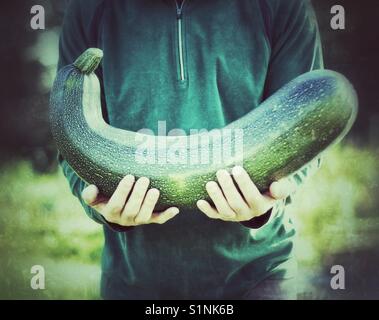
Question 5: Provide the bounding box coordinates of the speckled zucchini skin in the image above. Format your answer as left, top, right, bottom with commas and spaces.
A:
50, 49, 358, 210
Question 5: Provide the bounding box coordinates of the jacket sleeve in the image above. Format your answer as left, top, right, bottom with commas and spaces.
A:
58, 0, 104, 69
241, 0, 324, 229
263, 0, 324, 97
57, 0, 130, 232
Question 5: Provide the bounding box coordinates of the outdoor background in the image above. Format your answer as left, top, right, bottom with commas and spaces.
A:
0, 0, 378, 299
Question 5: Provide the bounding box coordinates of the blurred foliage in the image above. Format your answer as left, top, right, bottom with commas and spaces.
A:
0, 161, 102, 263
0, 0, 67, 169
0, 160, 102, 299
0, 143, 378, 299
294, 144, 379, 263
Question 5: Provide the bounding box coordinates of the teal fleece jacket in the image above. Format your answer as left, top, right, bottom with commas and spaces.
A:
58, 0, 323, 299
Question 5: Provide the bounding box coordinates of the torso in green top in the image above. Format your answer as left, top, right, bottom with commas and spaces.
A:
58, 0, 323, 299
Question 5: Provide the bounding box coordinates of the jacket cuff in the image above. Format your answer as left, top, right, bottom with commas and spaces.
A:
240, 209, 272, 229
106, 222, 135, 232
97, 213, 135, 232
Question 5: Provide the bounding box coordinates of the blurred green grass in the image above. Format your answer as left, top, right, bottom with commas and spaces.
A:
293, 144, 379, 263
0, 143, 378, 299
0, 161, 103, 299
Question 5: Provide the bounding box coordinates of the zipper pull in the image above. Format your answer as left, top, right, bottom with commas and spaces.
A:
176, 8, 182, 19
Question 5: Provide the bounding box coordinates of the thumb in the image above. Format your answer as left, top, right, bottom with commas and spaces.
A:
82, 184, 99, 206
269, 178, 296, 200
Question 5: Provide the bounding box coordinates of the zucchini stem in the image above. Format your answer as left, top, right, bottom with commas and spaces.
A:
74, 48, 103, 74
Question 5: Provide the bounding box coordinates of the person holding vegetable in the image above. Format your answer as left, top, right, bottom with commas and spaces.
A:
59, 0, 323, 299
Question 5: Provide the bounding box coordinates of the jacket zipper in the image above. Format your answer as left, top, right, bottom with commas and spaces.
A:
175, 0, 186, 82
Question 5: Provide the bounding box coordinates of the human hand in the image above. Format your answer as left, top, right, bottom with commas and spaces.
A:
82, 175, 180, 227
197, 166, 295, 222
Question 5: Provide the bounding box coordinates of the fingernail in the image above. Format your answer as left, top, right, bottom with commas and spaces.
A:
82, 185, 97, 203
271, 181, 278, 189
232, 166, 243, 176
216, 169, 228, 177
197, 200, 205, 208
270, 183, 278, 197
206, 181, 216, 189
84, 184, 97, 195
124, 175, 135, 183
139, 177, 150, 184
172, 208, 179, 215
150, 188, 160, 197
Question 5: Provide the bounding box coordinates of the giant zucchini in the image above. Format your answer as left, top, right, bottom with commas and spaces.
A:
50, 48, 358, 209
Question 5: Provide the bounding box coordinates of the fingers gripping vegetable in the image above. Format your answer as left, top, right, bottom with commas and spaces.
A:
50, 48, 358, 210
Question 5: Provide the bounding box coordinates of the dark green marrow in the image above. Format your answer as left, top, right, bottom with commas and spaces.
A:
50, 48, 358, 209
